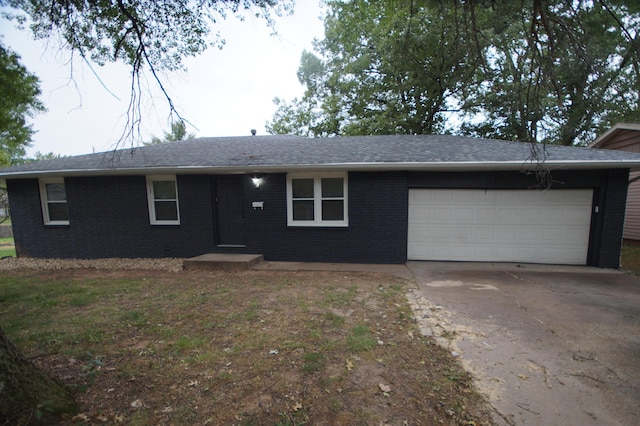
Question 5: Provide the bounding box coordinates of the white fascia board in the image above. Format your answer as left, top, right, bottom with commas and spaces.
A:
2, 160, 640, 179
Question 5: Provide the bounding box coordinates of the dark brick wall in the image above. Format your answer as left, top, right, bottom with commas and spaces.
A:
6, 168, 630, 267
7, 172, 408, 263
7, 179, 46, 258
237, 172, 408, 263
591, 169, 629, 268
8, 175, 215, 258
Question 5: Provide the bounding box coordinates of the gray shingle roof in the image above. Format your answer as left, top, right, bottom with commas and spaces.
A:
3, 134, 640, 178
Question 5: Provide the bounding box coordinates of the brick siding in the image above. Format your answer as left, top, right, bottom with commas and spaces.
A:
6, 169, 630, 267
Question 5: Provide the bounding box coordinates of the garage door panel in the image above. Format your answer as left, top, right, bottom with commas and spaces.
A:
452, 226, 473, 243
476, 208, 496, 222
497, 208, 520, 223
433, 207, 454, 222
495, 227, 518, 240
408, 209, 427, 223
543, 227, 565, 242
572, 209, 592, 222
473, 227, 494, 241
453, 208, 474, 222
517, 227, 541, 241
432, 227, 451, 241
408, 189, 592, 265
450, 245, 472, 258
521, 208, 543, 223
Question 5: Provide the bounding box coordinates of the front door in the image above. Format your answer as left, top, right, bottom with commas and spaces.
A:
214, 177, 245, 246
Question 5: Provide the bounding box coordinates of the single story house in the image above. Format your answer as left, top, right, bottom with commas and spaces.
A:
590, 123, 640, 242
2, 134, 640, 268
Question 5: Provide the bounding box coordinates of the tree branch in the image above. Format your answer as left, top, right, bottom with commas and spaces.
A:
114, 0, 186, 149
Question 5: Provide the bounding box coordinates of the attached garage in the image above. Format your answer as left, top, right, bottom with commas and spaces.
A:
407, 189, 593, 265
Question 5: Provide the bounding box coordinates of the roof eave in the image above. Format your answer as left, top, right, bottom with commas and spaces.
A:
1, 160, 639, 179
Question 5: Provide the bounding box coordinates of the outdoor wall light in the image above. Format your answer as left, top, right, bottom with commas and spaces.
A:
251, 176, 264, 188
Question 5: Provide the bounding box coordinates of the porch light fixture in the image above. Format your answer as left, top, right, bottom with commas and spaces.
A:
251, 176, 264, 188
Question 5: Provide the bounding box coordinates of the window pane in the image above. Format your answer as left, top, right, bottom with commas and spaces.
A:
48, 202, 69, 222
46, 183, 67, 201
321, 178, 343, 198
155, 201, 178, 221
153, 181, 176, 200
293, 200, 314, 221
292, 179, 314, 198
322, 200, 344, 220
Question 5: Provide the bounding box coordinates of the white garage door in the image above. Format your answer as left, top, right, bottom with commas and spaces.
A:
408, 189, 593, 265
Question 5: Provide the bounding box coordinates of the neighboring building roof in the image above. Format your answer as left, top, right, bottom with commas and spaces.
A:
3, 134, 640, 178
590, 123, 640, 150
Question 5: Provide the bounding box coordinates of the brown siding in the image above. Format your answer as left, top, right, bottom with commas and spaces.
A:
597, 130, 640, 152
595, 128, 640, 240
624, 171, 640, 240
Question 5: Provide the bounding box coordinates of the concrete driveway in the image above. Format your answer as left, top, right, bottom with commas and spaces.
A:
406, 262, 640, 426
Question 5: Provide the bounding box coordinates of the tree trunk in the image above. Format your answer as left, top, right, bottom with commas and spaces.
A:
0, 326, 77, 424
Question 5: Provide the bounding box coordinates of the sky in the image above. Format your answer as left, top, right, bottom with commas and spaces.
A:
0, 2, 325, 157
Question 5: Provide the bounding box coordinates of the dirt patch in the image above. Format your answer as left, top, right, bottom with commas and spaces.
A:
1, 264, 494, 425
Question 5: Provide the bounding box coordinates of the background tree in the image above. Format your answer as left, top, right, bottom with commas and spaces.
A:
28, 151, 62, 161
145, 121, 196, 145
459, 0, 640, 145
268, 0, 484, 136
0, 183, 8, 224
267, 0, 640, 145
0, 42, 45, 167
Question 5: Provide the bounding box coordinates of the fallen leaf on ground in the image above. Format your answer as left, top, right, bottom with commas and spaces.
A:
379, 383, 391, 393
346, 359, 354, 371
71, 414, 88, 422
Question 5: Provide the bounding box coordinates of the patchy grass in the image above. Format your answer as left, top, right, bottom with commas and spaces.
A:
0, 269, 494, 425
621, 241, 640, 274
0, 236, 15, 258
346, 323, 378, 353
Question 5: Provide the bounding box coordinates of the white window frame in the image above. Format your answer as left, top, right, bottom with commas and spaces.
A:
146, 175, 180, 225
286, 172, 348, 227
39, 177, 69, 225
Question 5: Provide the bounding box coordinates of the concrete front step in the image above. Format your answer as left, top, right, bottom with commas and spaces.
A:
183, 253, 264, 271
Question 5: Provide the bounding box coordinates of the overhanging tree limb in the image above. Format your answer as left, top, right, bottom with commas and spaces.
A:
1, 0, 293, 148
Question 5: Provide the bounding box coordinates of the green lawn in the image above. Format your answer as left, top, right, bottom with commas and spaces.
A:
0, 236, 15, 258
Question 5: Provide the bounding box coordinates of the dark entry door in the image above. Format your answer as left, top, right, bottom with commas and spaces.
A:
214, 177, 245, 246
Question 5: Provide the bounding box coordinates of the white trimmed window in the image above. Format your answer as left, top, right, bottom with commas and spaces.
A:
146, 176, 180, 225
39, 178, 69, 225
287, 173, 348, 226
